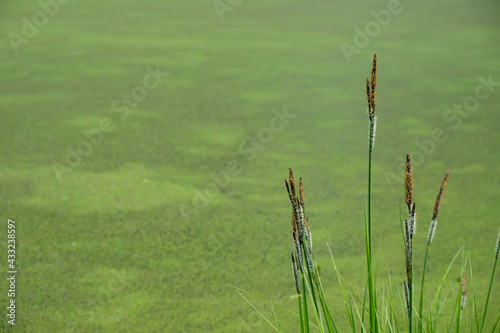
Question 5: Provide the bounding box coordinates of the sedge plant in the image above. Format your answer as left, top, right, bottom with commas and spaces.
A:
285, 55, 380, 332
237, 54, 499, 333
280, 54, 500, 333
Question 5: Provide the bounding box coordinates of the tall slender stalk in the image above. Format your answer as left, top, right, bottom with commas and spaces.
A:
298, 293, 305, 333
365, 54, 378, 332
418, 245, 430, 333
416, 169, 449, 332
302, 276, 310, 333
480, 230, 500, 332
404, 154, 415, 333
366, 119, 378, 332
409, 244, 413, 333
403, 217, 413, 333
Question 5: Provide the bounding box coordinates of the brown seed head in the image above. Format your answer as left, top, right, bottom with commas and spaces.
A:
291, 215, 298, 239
405, 153, 414, 211
366, 78, 371, 114
286, 178, 300, 237
285, 178, 291, 197
370, 54, 377, 115
291, 253, 301, 295
432, 169, 450, 221
285, 178, 296, 211
299, 177, 305, 208
288, 168, 297, 202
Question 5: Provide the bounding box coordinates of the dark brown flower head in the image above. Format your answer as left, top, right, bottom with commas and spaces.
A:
366, 78, 371, 113
286, 177, 300, 238
288, 168, 297, 203
405, 153, 414, 211
432, 169, 450, 221
286, 168, 305, 244
299, 177, 305, 208
285, 178, 296, 211
366, 54, 377, 121
370, 54, 377, 112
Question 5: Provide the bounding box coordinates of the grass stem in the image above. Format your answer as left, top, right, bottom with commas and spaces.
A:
480, 244, 499, 332
418, 245, 430, 333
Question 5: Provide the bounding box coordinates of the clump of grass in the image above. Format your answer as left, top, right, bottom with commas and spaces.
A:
284, 55, 499, 332
286, 168, 337, 333
238, 54, 499, 333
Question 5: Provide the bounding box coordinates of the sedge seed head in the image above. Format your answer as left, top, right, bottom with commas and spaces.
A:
410, 203, 417, 239
432, 169, 450, 221
291, 253, 301, 295
370, 116, 377, 151
461, 295, 467, 310
291, 215, 298, 239
366, 54, 377, 121
288, 168, 297, 203
370, 54, 377, 116
405, 153, 414, 211
366, 78, 371, 115
461, 274, 467, 309
403, 281, 410, 318
427, 219, 437, 245
299, 177, 305, 208
495, 229, 500, 259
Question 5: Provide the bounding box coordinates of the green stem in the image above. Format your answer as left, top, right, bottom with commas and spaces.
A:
409, 242, 413, 333
302, 277, 310, 333
480, 254, 498, 332
300, 241, 324, 331
456, 283, 462, 333
298, 293, 305, 333
418, 245, 430, 333
366, 119, 377, 332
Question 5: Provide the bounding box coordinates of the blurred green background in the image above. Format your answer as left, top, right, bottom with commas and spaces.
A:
1, 0, 499, 332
